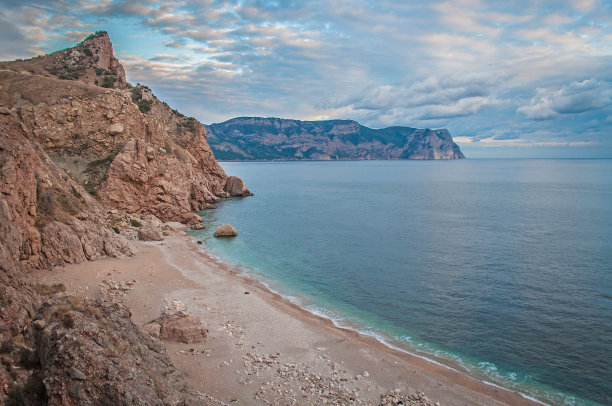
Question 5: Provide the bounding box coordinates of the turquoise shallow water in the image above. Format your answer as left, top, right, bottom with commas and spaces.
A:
189, 159, 612, 406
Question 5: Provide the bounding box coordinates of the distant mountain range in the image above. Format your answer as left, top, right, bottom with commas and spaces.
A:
205, 117, 465, 160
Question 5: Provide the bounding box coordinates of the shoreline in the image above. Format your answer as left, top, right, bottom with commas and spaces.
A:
35, 230, 545, 406
190, 237, 552, 406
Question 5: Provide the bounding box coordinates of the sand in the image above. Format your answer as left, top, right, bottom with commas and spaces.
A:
34, 229, 544, 406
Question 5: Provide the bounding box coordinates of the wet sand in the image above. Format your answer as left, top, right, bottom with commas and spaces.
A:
34, 230, 543, 406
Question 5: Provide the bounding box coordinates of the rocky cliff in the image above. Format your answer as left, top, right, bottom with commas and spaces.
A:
0, 32, 247, 404
1, 32, 250, 223
205, 117, 465, 160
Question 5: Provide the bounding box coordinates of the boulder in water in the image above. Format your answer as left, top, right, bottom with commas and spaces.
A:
213, 224, 238, 237
224, 176, 253, 197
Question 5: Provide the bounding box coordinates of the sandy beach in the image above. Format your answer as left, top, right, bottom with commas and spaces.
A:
33, 228, 543, 406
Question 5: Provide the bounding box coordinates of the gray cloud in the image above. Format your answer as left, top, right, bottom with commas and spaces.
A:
1, 0, 612, 156
517, 79, 612, 120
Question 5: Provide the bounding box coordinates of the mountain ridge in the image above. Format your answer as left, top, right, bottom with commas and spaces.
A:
205, 116, 465, 160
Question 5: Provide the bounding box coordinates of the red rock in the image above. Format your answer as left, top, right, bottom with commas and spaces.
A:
157, 313, 207, 344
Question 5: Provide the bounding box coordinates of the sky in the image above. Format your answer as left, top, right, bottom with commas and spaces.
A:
1, 0, 611, 157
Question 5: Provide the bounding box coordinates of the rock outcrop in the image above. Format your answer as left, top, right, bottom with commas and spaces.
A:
0, 31, 249, 223
214, 224, 239, 237
0, 32, 250, 405
206, 117, 465, 160
25, 297, 206, 405
0, 112, 133, 272
224, 175, 253, 196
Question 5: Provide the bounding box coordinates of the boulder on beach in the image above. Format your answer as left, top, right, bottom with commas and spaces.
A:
138, 225, 164, 241
214, 224, 238, 237
143, 313, 207, 343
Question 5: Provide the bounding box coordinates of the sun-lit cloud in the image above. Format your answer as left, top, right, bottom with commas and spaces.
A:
1, 0, 611, 157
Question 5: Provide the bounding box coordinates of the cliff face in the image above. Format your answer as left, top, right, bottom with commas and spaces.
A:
0, 32, 246, 404
0, 32, 241, 222
206, 117, 465, 160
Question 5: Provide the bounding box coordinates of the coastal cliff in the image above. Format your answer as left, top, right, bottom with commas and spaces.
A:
0, 32, 247, 404
206, 117, 465, 160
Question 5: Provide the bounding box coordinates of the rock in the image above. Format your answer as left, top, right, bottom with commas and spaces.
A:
2, 35, 237, 224
156, 313, 207, 344
224, 176, 253, 197
0, 107, 12, 115
107, 123, 124, 135
69, 367, 87, 381
214, 224, 238, 237
138, 225, 163, 241
26, 297, 203, 405
142, 322, 161, 338
161, 223, 177, 236
178, 212, 203, 226
191, 223, 206, 230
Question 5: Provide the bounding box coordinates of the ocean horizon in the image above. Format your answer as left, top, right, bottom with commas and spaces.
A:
190, 159, 612, 406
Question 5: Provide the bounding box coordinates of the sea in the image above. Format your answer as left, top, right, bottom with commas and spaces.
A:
188, 159, 612, 406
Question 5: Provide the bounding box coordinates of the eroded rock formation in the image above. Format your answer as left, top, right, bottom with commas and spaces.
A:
0, 31, 245, 222
0, 32, 248, 404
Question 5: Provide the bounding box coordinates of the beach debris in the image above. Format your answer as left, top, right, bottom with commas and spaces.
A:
363, 370, 370, 377
98, 278, 137, 300
176, 348, 211, 356
380, 390, 438, 406
163, 298, 186, 313
214, 224, 238, 237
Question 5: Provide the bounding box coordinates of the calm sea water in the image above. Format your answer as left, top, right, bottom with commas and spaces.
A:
190, 159, 612, 406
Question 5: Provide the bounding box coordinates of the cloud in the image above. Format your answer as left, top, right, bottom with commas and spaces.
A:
517, 79, 612, 119
1, 0, 612, 156
333, 74, 502, 123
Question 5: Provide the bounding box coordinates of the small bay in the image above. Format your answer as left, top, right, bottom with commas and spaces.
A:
191, 159, 612, 406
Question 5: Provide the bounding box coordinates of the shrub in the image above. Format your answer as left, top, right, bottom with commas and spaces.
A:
101, 75, 116, 88
131, 87, 142, 102
34, 283, 67, 295
137, 99, 152, 113
181, 117, 196, 132
130, 219, 142, 227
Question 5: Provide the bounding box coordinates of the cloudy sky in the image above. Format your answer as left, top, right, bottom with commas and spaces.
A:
1, 0, 611, 157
